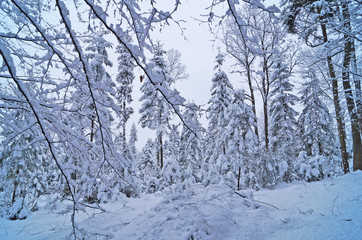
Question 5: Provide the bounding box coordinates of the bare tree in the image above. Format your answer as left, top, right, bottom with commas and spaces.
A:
223, 5, 259, 140
223, 5, 283, 149
165, 48, 189, 82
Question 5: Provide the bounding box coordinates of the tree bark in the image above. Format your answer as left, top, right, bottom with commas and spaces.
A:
122, 102, 127, 150
246, 63, 259, 139
263, 100, 269, 149
237, 166, 241, 190
11, 169, 19, 205
320, 22, 349, 173
351, 41, 362, 134
262, 53, 271, 149
340, 0, 362, 171
90, 116, 95, 142
160, 134, 163, 169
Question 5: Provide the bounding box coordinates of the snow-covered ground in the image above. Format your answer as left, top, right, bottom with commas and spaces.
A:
1, 171, 361, 240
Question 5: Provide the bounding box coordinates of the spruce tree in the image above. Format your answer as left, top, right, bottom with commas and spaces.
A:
84, 29, 114, 143
298, 70, 336, 156
139, 43, 173, 170
116, 34, 135, 149
296, 68, 340, 181
129, 122, 138, 157
269, 59, 299, 182
137, 139, 159, 193
225, 90, 258, 190
205, 53, 234, 182
179, 103, 203, 184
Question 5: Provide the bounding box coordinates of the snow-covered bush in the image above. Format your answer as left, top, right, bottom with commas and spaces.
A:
243, 150, 277, 190
294, 151, 342, 182
1, 198, 30, 220
160, 157, 182, 192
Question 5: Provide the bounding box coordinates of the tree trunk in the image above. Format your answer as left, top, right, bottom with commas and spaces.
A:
237, 166, 241, 190
90, 117, 95, 142
246, 63, 259, 139
160, 134, 163, 169
341, 1, 362, 171
122, 102, 127, 150
320, 22, 349, 173
351, 41, 362, 134
263, 100, 269, 149
262, 54, 270, 149
157, 151, 160, 167
12, 169, 19, 205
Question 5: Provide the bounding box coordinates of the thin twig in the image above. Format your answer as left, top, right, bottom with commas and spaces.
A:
234, 191, 279, 209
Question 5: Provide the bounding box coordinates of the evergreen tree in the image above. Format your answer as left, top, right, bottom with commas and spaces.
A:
295, 68, 341, 181
269, 58, 299, 182
298, 70, 336, 157
84, 29, 115, 143
129, 122, 138, 157
116, 34, 135, 149
137, 139, 159, 193
166, 124, 181, 164
161, 155, 182, 192
205, 53, 234, 181
139, 43, 173, 170
179, 103, 203, 183
225, 90, 258, 190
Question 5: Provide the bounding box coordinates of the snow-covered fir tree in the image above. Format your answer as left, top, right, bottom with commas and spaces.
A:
115, 33, 135, 150
83, 28, 136, 202
205, 53, 234, 183
225, 90, 259, 190
129, 122, 138, 157
179, 103, 203, 184
84, 29, 115, 143
139, 43, 173, 170
269, 58, 299, 182
137, 139, 160, 193
298, 70, 336, 157
161, 156, 182, 193
160, 125, 183, 192
296, 68, 340, 181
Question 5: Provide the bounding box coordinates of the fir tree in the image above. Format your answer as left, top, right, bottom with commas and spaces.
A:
139, 43, 173, 170
295, 69, 340, 181
205, 53, 234, 180
129, 122, 138, 157
298, 70, 336, 157
116, 34, 135, 149
0, 101, 56, 219
225, 90, 258, 190
179, 103, 203, 183
137, 139, 159, 193
269, 59, 299, 182
84, 29, 115, 143
83, 28, 132, 202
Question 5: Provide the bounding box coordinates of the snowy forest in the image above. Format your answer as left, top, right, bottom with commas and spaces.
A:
0, 0, 361, 239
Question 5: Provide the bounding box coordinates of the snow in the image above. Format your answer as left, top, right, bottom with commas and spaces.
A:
1, 171, 362, 239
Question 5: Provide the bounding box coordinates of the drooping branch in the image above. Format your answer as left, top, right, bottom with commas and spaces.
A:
56, 0, 114, 181
82, 0, 199, 138
11, 0, 81, 84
